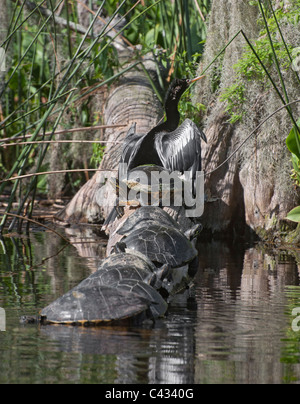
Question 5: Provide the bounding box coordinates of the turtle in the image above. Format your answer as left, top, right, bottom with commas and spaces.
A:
22, 252, 169, 326
117, 206, 202, 241
38, 280, 167, 326
81, 251, 170, 290
105, 204, 202, 256
102, 165, 174, 234
114, 222, 198, 269
117, 205, 180, 233
20, 286, 149, 326
114, 222, 199, 297
118, 165, 188, 209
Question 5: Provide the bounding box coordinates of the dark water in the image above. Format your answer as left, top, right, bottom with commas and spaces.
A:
0, 228, 300, 384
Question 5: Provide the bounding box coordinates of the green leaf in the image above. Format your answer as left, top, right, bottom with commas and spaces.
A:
291, 153, 300, 185
286, 206, 300, 223
286, 118, 300, 159
291, 153, 300, 172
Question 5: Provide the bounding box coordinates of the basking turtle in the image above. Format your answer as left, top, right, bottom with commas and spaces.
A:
117, 206, 179, 233
23, 251, 169, 326
114, 220, 200, 297
115, 222, 198, 269
39, 284, 149, 325
39, 280, 167, 326
117, 206, 202, 241
119, 165, 189, 208
82, 251, 170, 290
104, 165, 188, 230
105, 204, 181, 252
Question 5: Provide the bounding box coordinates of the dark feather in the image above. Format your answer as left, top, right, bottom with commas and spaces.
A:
155, 119, 207, 193
106, 78, 207, 226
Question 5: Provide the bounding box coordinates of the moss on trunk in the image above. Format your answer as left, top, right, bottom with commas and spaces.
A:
194, 0, 300, 243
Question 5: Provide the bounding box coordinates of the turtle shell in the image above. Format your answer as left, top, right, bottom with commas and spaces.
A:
40, 251, 169, 325
118, 222, 198, 268
83, 252, 156, 288
80, 252, 169, 290
120, 165, 185, 207
102, 251, 158, 274
110, 279, 167, 319
40, 285, 149, 325
117, 206, 180, 236
40, 279, 167, 326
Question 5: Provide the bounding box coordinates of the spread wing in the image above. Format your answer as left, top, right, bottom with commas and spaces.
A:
120, 122, 138, 166
120, 123, 158, 169
155, 119, 207, 184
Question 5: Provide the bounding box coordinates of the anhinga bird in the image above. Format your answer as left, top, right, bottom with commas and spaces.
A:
103, 76, 207, 230
121, 76, 207, 187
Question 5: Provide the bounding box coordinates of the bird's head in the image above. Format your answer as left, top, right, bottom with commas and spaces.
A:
166, 76, 205, 104
167, 79, 190, 102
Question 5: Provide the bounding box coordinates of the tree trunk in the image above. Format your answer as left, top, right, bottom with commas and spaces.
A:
194, 0, 300, 240
56, 51, 163, 224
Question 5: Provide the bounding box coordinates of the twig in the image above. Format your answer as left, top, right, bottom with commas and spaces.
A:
1, 140, 123, 148
23, 0, 89, 35
56, 0, 65, 16
0, 168, 118, 184
0, 124, 127, 143
34, 243, 69, 269
167, 14, 182, 83
193, 0, 206, 22
74, 0, 136, 49
2, 213, 71, 243
167, 33, 180, 83
0, 87, 78, 130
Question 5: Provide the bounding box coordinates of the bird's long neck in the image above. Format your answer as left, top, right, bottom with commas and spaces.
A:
147, 99, 180, 137
165, 100, 181, 131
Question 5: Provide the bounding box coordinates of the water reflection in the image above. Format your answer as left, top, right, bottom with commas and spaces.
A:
195, 243, 300, 384
0, 231, 300, 384
38, 291, 197, 384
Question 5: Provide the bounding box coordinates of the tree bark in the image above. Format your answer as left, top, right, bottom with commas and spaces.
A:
194, 0, 300, 240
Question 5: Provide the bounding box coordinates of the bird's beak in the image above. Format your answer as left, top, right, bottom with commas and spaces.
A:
189, 75, 205, 84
